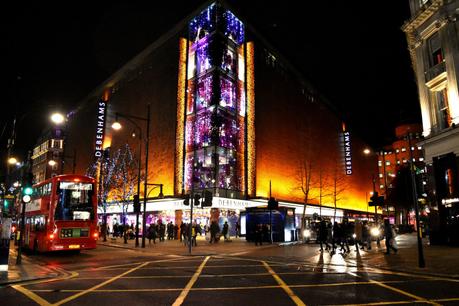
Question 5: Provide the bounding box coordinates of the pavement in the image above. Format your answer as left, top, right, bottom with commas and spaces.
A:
1, 233, 458, 287
0, 242, 62, 286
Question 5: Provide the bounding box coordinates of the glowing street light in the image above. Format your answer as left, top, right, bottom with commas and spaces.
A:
8, 157, 18, 165
48, 160, 57, 167
363, 148, 371, 155
50, 112, 65, 125
111, 121, 122, 130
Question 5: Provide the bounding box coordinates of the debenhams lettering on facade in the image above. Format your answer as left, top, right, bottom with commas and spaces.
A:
94, 101, 106, 158
344, 131, 352, 175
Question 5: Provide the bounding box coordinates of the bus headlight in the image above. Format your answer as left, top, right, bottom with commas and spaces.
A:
370, 227, 380, 237
303, 229, 311, 238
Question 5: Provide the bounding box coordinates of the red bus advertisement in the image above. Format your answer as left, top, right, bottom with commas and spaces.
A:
22, 174, 98, 252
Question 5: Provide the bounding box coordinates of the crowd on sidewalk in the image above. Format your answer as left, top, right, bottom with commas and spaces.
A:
100, 219, 241, 247
315, 218, 399, 255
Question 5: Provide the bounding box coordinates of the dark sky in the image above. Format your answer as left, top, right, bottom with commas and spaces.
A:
2, 1, 419, 163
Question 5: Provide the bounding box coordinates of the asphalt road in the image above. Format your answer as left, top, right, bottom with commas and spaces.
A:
2, 240, 459, 305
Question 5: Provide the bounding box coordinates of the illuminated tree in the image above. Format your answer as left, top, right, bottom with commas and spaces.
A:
108, 144, 139, 227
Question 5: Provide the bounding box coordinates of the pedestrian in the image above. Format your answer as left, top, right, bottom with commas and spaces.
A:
318, 219, 330, 251
384, 219, 398, 254
222, 221, 229, 241
147, 223, 156, 244
210, 221, 219, 243
354, 220, 363, 252
255, 224, 263, 246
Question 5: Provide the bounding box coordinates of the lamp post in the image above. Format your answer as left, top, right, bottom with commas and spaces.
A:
111, 104, 150, 248
407, 132, 425, 268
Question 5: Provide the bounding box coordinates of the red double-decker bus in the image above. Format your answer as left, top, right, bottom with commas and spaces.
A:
22, 174, 99, 252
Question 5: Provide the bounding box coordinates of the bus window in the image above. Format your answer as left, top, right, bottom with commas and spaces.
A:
55, 182, 94, 221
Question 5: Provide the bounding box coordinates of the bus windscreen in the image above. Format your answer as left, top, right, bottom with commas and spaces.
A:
55, 182, 95, 221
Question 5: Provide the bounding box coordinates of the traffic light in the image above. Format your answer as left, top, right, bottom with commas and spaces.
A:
2, 197, 14, 217
183, 194, 190, 206
133, 194, 140, 213
369, 191, 384, 207
268, 197, 278, 210
201, 190, 213, 207
194, 194, 201, 206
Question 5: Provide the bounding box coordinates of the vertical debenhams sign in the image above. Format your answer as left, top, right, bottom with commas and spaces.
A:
94, 100, 107, 158
343, 130, 352, 175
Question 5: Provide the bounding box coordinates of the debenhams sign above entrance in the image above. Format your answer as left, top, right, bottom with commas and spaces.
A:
98, 197, 261, 214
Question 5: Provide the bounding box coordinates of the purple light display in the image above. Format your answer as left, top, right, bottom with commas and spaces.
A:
184, 3, 245, 193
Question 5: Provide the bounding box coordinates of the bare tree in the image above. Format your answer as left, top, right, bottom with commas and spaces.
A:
329, 162, 348, 223
294, 158, 317, 237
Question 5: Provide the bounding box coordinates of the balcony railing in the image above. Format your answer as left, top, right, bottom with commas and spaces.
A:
425, 61, 446, 83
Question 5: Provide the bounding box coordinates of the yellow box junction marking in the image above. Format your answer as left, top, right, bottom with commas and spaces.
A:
172, 256, 210, 306
262, 261, 306, 306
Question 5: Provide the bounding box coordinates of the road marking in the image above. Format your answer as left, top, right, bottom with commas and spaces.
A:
172, 255, 210, 306
12, 284, 53, 306
433, 297, 459, 303
262, 261, 306, 306
52, 261, 150, 306
329, 301, 415, 305
27, 280, 407, 293
348, 272, 441, 306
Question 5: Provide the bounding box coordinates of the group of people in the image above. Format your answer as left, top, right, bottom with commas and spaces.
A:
316, 218, 398, 255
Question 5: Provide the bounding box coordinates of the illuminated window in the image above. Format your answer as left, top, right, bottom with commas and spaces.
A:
417, 146, 422, 150
379, 173, 383, 178
401, 148, 406, 152
397, 160, 401, 165
419, 157, 424, 162
403, 159, 407, 163
411, 147, 415, 151
385, 161, 390, 166
378, 161, 382, 167
428, 33, 443, 67
380, 185, 385, 189
396, 149, 400, 153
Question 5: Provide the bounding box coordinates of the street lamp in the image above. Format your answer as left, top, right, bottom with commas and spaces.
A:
8, 157, 18, 165
111, 104, 151, 248
50, 111, 67, 174
48, 160, 57, 167
50, 112, 65, 125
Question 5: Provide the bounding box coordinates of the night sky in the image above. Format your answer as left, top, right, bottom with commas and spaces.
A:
2, 1, 419, 163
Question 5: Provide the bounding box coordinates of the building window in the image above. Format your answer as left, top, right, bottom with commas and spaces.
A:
385, 161, 390, 166
428, 33, 443, 67
397, 160, 401, 165
396, 149, 400, 153
378, 161, 382, 167
419, 157, 424, 162
379, 173, 383, 178
380, 184, 385, 189
435, 88, 452, 130
417, 146, 422, 150
403, 159, 407, 163
411, 147, 415, 151
401, 148, 406, 152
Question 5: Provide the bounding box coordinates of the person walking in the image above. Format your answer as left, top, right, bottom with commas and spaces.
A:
354, 220, 363, 252
384, 219, 398, 254
210, 221, 219, 243
147, 223, 156, 245
318, 219, 330, 252
222, 221, 229, 241
255, 224, 263, 246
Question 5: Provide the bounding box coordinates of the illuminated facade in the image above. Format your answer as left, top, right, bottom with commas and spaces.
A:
63, 1, 377, 231
179, 3, 249, 198
403, 0, 459, 244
